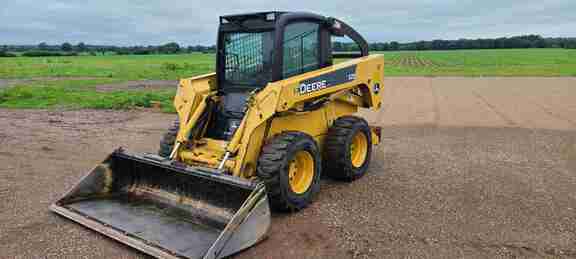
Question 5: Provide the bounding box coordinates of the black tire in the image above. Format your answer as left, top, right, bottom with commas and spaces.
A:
257, 132, 321, 212
158, 119, 179, 158
324, 116, 372, 181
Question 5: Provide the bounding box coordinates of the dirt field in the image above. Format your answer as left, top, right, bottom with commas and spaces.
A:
0, 79, 27, 89
0, 78, 178, 91
386, 55, 440, 68
94, 80, 178, 92
1, 77, 575, 259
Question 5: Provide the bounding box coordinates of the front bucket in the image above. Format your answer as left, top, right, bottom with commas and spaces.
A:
50, 149, 270, 259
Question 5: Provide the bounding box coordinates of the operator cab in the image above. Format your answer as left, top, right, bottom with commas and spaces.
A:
208, 11, 369, 140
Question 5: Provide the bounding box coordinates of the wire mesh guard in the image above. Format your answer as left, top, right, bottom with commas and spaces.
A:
224, 33, 272, 85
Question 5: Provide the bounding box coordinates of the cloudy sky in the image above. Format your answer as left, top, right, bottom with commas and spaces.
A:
1, 0, 575, 45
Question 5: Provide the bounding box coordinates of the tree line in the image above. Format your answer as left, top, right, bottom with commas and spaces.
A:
1, 34, 576, 57
0, 42, 216, 57
335, 35, 576, 52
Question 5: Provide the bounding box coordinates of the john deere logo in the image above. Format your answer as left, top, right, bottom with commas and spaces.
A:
296, 80, 328, 95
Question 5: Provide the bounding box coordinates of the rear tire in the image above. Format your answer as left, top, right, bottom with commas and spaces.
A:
158, 119, 179, 158
257, 132, 321, 212
324, 116, 372, 181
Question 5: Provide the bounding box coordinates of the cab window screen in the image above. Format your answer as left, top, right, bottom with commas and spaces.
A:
224, 31, 274, 87
282, 22, 320, 78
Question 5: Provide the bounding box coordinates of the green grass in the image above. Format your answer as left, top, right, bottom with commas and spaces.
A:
0, 79, 176, 112
0, 53, 214, 80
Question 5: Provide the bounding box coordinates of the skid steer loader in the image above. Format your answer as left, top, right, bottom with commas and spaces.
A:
51, 11, 384, 259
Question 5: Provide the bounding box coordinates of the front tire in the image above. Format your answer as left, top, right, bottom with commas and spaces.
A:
257, 132, 321, 211
324, 116, 372, 181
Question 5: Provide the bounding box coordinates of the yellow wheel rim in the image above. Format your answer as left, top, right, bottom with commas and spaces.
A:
288, 150, 315, 194
350, 131, 368, 168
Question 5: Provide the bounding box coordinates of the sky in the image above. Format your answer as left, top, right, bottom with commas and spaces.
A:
1, 0, 575, 46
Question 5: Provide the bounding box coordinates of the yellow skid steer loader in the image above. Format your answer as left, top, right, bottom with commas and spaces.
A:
51, 11, 384, 259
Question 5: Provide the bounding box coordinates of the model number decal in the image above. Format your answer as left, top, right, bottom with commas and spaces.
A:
347, 73, 356, 81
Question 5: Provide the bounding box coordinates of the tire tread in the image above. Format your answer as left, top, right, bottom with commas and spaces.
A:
324, 116, 371, 181
257, 131, 320, 211
158, 119, 179, 158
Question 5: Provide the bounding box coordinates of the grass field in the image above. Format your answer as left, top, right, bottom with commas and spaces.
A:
0, 79, 176, 112
381, 48, 576, 76
1, 48, 575, 111
0, 53, 214, 80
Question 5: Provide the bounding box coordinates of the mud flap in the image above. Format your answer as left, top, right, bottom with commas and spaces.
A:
50, 149, 270, 259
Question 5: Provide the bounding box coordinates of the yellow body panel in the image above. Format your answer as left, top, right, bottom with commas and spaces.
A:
232, 123, 267, 178
174, 73, 217, 144
171, 54, 384, 178
267, 100, 357, 148
179, 138, 228, 166
275, 55, 384, 112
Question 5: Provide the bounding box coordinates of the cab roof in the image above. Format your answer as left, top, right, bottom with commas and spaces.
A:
219, 11, 287, 24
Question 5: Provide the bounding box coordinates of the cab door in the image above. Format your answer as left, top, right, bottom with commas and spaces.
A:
272, 15, 332, 81
281, 22, 322, 79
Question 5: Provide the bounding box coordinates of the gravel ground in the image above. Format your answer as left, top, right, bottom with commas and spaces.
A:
0, 77, 575, 259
